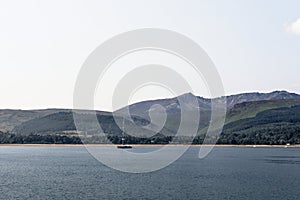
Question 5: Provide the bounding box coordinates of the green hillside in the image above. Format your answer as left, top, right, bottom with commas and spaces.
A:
12, 111, 175, 137
225, 99, 300, 124
0, 109, 70, 132
218, 105, 300, 144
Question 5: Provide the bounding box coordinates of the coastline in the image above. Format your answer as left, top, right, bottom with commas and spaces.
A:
0, 144, 299, 148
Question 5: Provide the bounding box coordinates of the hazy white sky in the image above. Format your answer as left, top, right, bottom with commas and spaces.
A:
0, 0, 300, 110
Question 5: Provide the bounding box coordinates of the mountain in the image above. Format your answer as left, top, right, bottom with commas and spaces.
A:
1, 90, 300, 144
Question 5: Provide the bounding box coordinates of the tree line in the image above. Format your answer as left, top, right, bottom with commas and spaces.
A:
0, 131, 299, 145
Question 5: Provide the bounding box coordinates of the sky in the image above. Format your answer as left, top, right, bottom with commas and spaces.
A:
0, 0, 300, 111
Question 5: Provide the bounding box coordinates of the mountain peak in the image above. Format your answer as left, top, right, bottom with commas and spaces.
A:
270, 90, 290, 94
226, 90, 300, 108
178, 92, 196, 98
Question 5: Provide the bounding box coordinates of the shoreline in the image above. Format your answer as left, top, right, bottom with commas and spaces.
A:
0, 144, 299, 148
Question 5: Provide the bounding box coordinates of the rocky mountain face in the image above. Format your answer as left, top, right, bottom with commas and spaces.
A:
116, 90, 300, 117
225, 91, 300, 108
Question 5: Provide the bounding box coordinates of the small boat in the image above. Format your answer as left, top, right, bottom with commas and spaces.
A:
117, 145, 132, 149
117, 119, 132, 149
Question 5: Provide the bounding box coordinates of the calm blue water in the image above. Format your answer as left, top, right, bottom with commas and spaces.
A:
0, 146, 299, 200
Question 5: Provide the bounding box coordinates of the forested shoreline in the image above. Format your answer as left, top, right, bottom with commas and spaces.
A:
1, 131, 299, 145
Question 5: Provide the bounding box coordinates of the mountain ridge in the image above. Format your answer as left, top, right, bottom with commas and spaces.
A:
115, 90, 300, 117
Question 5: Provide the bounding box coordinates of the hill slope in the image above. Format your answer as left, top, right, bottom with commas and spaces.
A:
0, 109, 70, 132
12, 111, 175, 137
